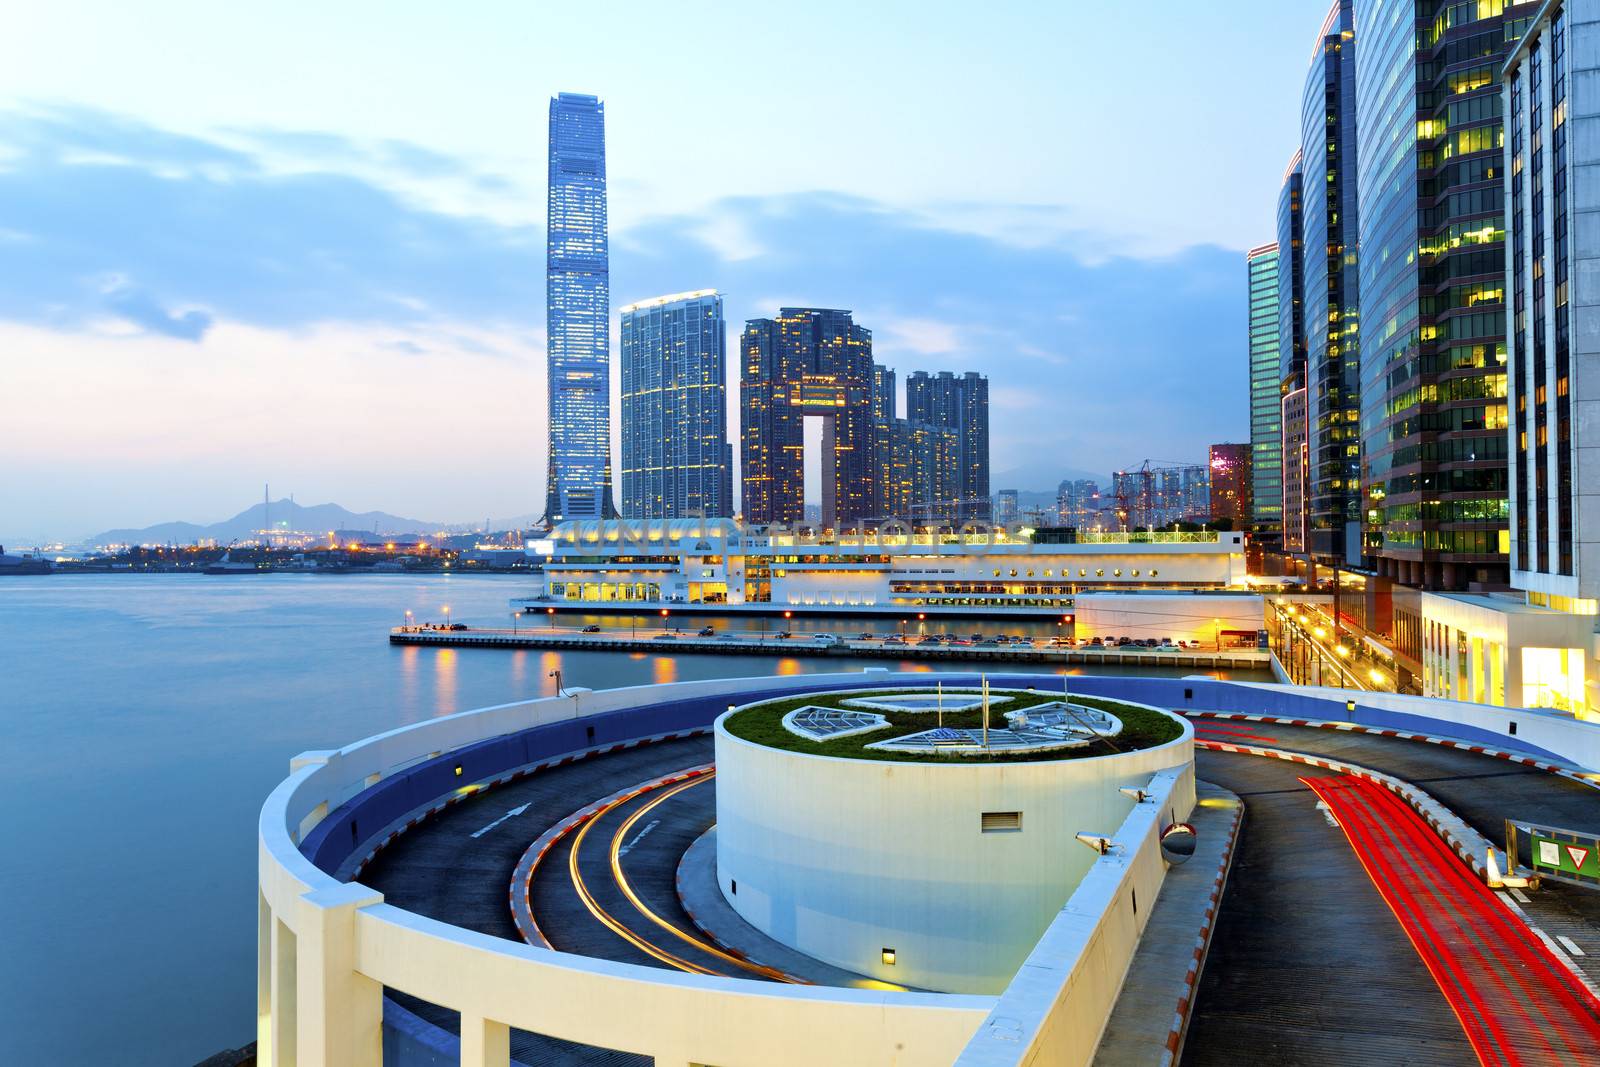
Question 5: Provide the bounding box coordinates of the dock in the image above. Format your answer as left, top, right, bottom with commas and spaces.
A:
388, 627, 1271, 669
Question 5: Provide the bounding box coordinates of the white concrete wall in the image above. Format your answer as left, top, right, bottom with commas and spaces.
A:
954, 765, 1193, 1067
1073, 593, 1263, 643
714, 695, 1195, 994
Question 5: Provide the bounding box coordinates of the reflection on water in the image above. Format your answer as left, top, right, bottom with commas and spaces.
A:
0, 572, 1272, 1067
432, 647, 457, 716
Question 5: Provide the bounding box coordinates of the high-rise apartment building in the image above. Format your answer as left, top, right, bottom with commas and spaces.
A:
1247, 244, 1283, 536
740, 309, 877, 527
1301, 0, 1362, 565
618, 290, 732, 519
1354, 0, 1535, 590
1056, 479, 1103, 529
1208, 444, 1253, 526
545, 92, 613, 521
906, 370, 991, 521
995, 489, 1019, 526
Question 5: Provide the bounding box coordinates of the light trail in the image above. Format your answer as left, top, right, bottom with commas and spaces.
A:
1304, 774, 1600, 1065
566, 779, 722, 976
607, 776, 802, 983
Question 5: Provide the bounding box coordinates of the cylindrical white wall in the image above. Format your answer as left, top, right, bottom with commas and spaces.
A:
714, 698, 1194, 994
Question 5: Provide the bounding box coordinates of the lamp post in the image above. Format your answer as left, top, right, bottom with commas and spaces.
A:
443, 605, 451, 630
661, 607, 669, 633
917, 612, 926, 637
549, 668, 563, 696
404, 609, 413, 631
511, 612, 518, 635
546, 606, 555, 631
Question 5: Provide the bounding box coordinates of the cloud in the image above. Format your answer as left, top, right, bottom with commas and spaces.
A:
0, 106, 1250, 536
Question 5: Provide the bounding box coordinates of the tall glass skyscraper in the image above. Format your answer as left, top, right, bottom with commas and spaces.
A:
1247, 243, 1283, 536
545, 92, 613, 521
1278, 153, 1309, 554
619, 290, 732, 519
1301, 0, 1361, 565
905, 370, 991, 521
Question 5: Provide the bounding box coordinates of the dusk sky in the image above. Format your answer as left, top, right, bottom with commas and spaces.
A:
0, 2, 1326, 542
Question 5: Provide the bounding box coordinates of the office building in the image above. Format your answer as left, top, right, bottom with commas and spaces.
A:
545, 92, 613, 521
741, 309, 877, 527
1247, 244, 1283, 536
906, 370, 991, 521
1208, 443, 1253, 526
1301, 0, 1362, 565
1353, 0, 1536, 590
1277, 153, 1309, 555
1056, 479, 1104, 530
618, 290, 732, 519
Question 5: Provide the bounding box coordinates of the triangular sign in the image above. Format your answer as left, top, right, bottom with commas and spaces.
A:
1565, 845, 1591, 871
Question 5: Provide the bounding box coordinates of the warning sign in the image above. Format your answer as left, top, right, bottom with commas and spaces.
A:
1531, 832, 1600, 880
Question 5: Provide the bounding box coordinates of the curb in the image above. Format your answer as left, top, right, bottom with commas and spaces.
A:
1162, 793, 1245, 1067
1194, 738, 1496, 878
1184, 711, 1600, 794
672, 829, 812, 985
345, 727, 710, 881
509, 763, 715, 950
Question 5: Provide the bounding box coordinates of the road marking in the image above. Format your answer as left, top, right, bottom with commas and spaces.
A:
617, 819, 660, 857
1510, 887, 1531, 905
470, 803, 530, 839
1314, 801, 1340, 828
1558, 935, 1586, 957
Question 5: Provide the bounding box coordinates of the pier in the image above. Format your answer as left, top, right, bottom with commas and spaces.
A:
389, 626, 1272, 669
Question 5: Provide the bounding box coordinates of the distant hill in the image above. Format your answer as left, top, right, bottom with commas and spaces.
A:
89, 499, 446, 547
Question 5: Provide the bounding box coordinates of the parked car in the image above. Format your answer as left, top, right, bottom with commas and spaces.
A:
1088, 637, 1104, 647
884, 635, 905, 645
811, 633, 843, 647
581, 624, 601, 633
698, 626, 716, 637
775, 630, 793, 639
858, 632, 875, 641
970, 633, 985, 642
449, 623, 467, 631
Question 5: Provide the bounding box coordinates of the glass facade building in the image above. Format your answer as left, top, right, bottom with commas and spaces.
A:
618, 290, 732, 519
1247, 243, 1283, 535
545, 92, 613, 521
1301, 0, 1362, 565
1278, 154, 1310, 554
1354, 0, 1534, 589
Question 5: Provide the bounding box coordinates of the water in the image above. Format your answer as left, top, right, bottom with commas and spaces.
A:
0, 573, 1270, 1065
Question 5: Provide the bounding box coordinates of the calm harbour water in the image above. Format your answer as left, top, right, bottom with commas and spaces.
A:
0, 573, 1268, 1065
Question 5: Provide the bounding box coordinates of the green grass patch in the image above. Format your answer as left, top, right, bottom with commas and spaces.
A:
721, 688, 1184, 763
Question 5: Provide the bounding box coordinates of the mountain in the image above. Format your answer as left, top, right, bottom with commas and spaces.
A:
89, 499, 446, 547
991, 465, 1112, 497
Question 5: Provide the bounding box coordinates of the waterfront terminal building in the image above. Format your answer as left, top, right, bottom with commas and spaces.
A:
516, 519, 1261, 639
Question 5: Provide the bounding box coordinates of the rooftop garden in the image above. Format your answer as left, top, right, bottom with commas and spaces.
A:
721, 687, 1185, 764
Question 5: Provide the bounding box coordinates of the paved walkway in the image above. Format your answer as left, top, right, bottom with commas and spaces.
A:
1092, 781, 1242, 1066
1307, 774, 1600, 1066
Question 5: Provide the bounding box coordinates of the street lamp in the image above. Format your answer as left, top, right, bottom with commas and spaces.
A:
511, 612, 519, 635
443, 605, 451, 629
660, 607, 669, 633
917, 612, 926, 637
404, 609, 413, 631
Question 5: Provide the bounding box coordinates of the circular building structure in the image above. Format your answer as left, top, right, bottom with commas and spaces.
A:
714, 687, 1194, 993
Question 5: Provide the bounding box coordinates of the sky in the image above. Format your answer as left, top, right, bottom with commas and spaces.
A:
0, 1, 1327, 543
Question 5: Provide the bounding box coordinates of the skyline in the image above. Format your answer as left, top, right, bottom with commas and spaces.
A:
0, 3, 1327, 542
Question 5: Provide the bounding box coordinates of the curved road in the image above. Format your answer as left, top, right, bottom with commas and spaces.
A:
357, 712, 1600, 1065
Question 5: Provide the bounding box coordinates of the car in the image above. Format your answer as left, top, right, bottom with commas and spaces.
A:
1116, 637, 1132, 647
449, 623, 467, 631
652, 633, 676, 641
1088, 637, 1103, 647
917, 636, 939, 645
581, 624, 601, 633
884, 635, 905, 645
775, 630, 793, 639
1157, 643, 1178, 652
1011, 635, 1030, 643
858, 632, 875, 641
970, 633, 985, 642
698, 626, 716, 637
811, 633, 843, 647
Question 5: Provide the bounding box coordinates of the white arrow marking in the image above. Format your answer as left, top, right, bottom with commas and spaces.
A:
618, 819, 660, 857
470, 803, 530, 839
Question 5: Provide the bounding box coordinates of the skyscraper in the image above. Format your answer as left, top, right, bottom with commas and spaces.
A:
618, 290, 731, 519
545, 92, 613, 521
1354, 0, 1531, 589
1247, 244, 1282, 537
741, 309, 877, 527
1278, 152, 1309, 555
1301, 0, 1361, 565
906, 370, 991, 521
